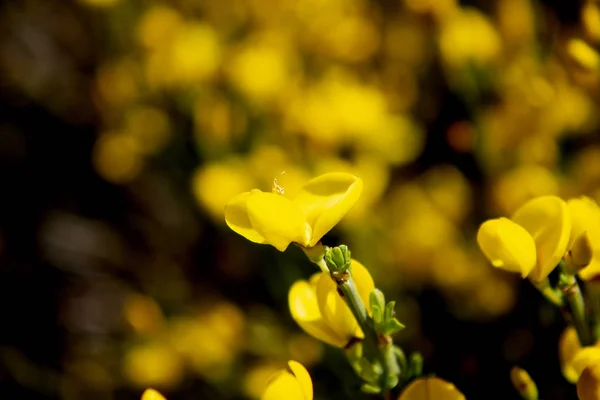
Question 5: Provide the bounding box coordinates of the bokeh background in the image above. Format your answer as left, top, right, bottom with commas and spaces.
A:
0, 0, 598, 398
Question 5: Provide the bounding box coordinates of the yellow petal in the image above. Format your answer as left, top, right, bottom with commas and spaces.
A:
567, 197, 600, 280
225, 192, 266, 244
288, 276, 349, 347
261, 370, 305, 400
351, 259, 376, 314
141, 389, 167, 400
316, 272, 362, 344
577, 363, 600, 400
397, 377, 466, 400
511, 196, 571, 282
293, 173, 363, 247
580, 259, 600, 281
476, 218, 537, 277
288, 361, 313, 400
246, 190, 311, 251
572, 347, 600, 378
559, 326, 582, 383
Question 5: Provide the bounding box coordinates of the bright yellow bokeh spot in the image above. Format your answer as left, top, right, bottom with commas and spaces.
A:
123, 342, 183, 388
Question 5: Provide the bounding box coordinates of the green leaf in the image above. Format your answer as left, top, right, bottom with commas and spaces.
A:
378, 318, 405, 336
385, 301, 396, 321
372, 304, 383, 325
370, 289, 385, 313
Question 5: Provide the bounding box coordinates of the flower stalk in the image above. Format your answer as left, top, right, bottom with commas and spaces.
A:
322, 245, 401, 393
559, 263, 594, 346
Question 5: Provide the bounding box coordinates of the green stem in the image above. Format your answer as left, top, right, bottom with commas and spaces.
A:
338, 275, 399, 391
531, 278, 563, 307
586, 279, 600, 342
558, 267, 594, 346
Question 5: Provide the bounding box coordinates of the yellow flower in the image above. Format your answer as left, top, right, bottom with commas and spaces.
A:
577, 351, 600, 400
141, 389, 167, 400
560, 326, 583, 383
477, 196, 571, 282
225, 172, 363, 251
288, 259, 374, 347
567, 196, 600, 280
261, 360, 312, 400
397, 377, 466, 400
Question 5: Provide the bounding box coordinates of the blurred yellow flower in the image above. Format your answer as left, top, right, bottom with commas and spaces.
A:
492, 165, 559, 215
227, 37, 298, 105
145, 22, 221, 89
136, 6, 182, 50
192, 158, 255, 221
477, 196, 571, 282
439, 7, 501, 69
123, 341, 183, 389
567, 196, 600, 280
560, 326, 583, 383
288, 259, 374, 347
123, 293, 165, 335
225, 172, 363, 251
397, 377, 466, 400
567, 38, 600, 71
141, 388, 167, 400
124, 107, 172, 156
168, 302, 246, 380
510, 366, 538, 400
261, 360, 312, 400
582, 2, 600, 42
93, 132, 144, 184
577, 349, 600, 400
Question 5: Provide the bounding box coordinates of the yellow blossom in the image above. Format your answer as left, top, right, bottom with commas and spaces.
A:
577, 349, 600, 400
261, 360, 312, 400
567, 196, 600, 280
477, 196, 571, 282
141, 388, 167, 400
288, 259, 374, 347
397, 377, 466, 400
225, 172, 363, 251
559, 326, 583, 383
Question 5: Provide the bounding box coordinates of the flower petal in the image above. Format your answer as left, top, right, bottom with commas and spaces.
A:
559, 326, 582, 383
261, 370, 305, 400
568, 197, 600, 280
351, 259, 375, 314
246, 190, 311, 251
288, 361, 313, 400
288, 276, 348, 348
511, 196, 571, 282
316, 272, 362, 344
224, 192, 266, 244
573, 347, 600, 378
141, 389, 167, 400
476, 218, 536, 278
398, 377, 466, 400
293, 173, 363, 247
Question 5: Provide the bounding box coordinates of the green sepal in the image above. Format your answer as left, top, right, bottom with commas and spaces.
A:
378, 318, 405, 336
361, 383, 381, 394
384, 374, 399, 390
385, 301, 396, 320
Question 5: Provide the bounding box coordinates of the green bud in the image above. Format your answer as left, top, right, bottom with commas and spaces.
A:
378, 318, 405, 336
407, 352, 423, 378
384, 301, 396, 321
324, 245, 352, 274
361, 383, 381, 394
384, 374, 399, 390
510, 367, 538, 400
370, 289, 386, 312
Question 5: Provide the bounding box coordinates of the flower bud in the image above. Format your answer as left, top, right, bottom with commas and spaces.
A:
510, 367, 538, 400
